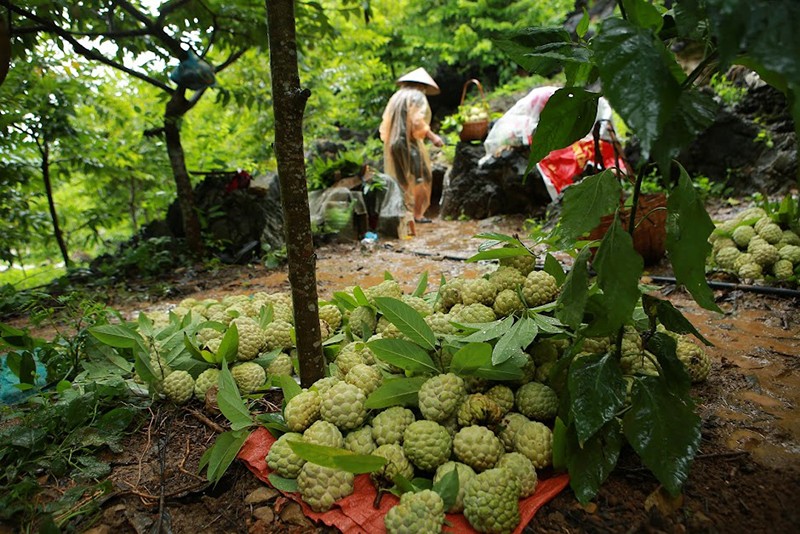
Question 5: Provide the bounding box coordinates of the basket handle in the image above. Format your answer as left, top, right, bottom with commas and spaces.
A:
460, 79, 486, 106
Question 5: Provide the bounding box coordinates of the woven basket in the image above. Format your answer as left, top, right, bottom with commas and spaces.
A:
588, 193, 668, 266
458, 79, 489, 142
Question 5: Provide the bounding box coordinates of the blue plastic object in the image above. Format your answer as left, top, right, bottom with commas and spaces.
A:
0, 354, 47, 405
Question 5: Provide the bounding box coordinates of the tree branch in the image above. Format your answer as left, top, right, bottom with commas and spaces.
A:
116, 0, 186, 57
215, 49, 246, 73
156, 0, 193, 26
0, 0, 173, 93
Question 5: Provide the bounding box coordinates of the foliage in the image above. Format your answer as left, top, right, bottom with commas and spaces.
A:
474, 0, 800, 502
709, 72, 747, 107
0, 305, 144, 530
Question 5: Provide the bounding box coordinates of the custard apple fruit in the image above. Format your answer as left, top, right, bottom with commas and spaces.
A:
485, 385, 515, 416
162, 370, 194, 404
463, 467, 521, 534
496, 452, 538, 498
344, 425, 376, 455
677, 340, 711, 382
453, 303, 496, 324
497, 412, 530, 452
731, 225, 755, 247
303, 420, 345, 448
232, 317, 266, 361
318, 304, 343, 331
433, 461, 476, 513
453, 425, 504, 472
372, 406, 416, 446
521, 271, 559, 307
297, 463, 355, 512
231, 362, 266, 393
194, 368, 220, 398
514, 420, 553, 469
493, 289, 524, 317
384, 489, 445, 534
515, 382, 558, 422
457, 393, 504, 427
320, 381, 367, 430
266, 352, 294, 377
264, 320, 294, 351
372, 443, 415, 484
418, 373, 467, 422
403, 420, 452, 472
266, 432, 306, 478
499, 251, 536, 275
284, 389, 321, 432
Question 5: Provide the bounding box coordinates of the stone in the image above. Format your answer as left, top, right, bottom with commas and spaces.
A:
244, 486, 279, 505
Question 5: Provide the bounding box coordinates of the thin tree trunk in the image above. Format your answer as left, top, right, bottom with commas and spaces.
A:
41, 142, 71, 268
129, 175, 138, 233
266, 0, 324, 387
165, 90, 204, 257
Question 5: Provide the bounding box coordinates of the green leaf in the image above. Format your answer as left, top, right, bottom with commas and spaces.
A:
529, 88, 599, 164
384, 271, 394, 281
568, 353, 626, 445
276, 374, 302, 404
450, 342, 525, 381
460, 316, 514, 343
89, 324, 141, 349
529, 313, 568, 335
666, 167, 722, 312
556, 246, 592, 329
367, 338, 438, 375
333, 291, 358, 311
622, 376, 700, 495
553, 170, 622, 247
287, 441, 386, 474
585, 215, 643, 336
200, 429, 250, 484
576, 8, 590, 39
646, 332, 691, 391
217, 361, 253, 431
432, 468, 459, 512
412, 271, 429, 297
594, 18, 681, 158
365, 377, 427, 409
353, 286, 370, 307
493, 27, 590, 76
374, 297, 436, 350
466, 246, 532, 262
556, 417, 623, 504
255, 413, 289, 435
622, 0, 664, 32
473, 232, 521, 244
543, 253, 566, 285
642, 294, 712, 346
651, 89, 718, 174
268, 473, 299, 492
217, 323, 239, 363
492, 316, 538, 365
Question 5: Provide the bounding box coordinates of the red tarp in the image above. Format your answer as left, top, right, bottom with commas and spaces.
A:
238, 426, 570, 534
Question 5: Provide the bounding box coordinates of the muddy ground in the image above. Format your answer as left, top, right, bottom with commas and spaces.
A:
9, 214, 800, 534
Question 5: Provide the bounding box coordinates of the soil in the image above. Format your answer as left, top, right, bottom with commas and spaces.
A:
7, 213, 800, 534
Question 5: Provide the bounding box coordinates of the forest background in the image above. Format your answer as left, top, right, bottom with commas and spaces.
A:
0, 0, 573, 289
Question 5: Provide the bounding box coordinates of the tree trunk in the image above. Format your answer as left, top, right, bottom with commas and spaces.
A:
41, 142, 71, 268
266, 0, 324, 387
164, 90, 204, 257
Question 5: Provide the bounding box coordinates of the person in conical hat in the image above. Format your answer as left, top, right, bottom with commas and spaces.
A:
379, 67, 444, 228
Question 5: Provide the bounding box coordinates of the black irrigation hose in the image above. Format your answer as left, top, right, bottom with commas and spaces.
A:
405, 248, 800, 299
645, 275, 800, 299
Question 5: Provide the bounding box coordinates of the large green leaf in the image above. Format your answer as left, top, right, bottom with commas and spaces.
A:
366, 338, 438, 375
276, 374, 302, 404
543, 253, 566, 285
89, 324, 141, 349
217, 361, 252, 431
555, 417, 623, 504
374, 297, 436, 350
553, 170, 621, 247
492, 316, 538, 365
568, 353, 626, 445
431, 468, 460, 513
450, 342, 525, 381
651, 89, 719, 174
199, 429, 250, 484
594, 18, 681, 158
466, 247, 532, 262
529, 88, 599, 164
666, 168, 722, 312
622, 0, 664, 32
287, 441, 386, 474
459, 316, 514, 343
216, 322, 239, 363
365, 377, 427, 409
646, 332, 691, 391
642, 294, 712, 346
585, 215, 643, 336
555, 246, 591, 329
493, 27, 590, 76
622, 376, 701, 495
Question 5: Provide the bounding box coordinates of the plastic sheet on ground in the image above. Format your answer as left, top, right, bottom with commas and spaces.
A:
238, 426, 570, 534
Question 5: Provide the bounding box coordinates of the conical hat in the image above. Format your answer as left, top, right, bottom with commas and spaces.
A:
396, 67, 440, 95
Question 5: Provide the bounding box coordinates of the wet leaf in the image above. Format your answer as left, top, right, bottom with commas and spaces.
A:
556, 246, 591, 329
89, 324, 140, 349
544, 253, 566, 285
492, 316, 538, 365
412, 271, 429, 297
553, 170, 621, 247
642, 294, 712, 346
217, 322, 239, 363
529, 87, 600, 164
466, 247, 532, 262
432, 468, 459, 512
460, 316, 514, 343
450, 342, 525, 381
200, 429, 250, 484
568, 353, 626, 445
666, 168, 722, 312
622, 376, 700, 495
218, 361, 252, 431
276, 374, 302, 404
555, 417, 622, 504
287, 441, 386, 474
269, 473, 299, 493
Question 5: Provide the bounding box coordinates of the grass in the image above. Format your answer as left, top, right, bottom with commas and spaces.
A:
0, 263, 67, 290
